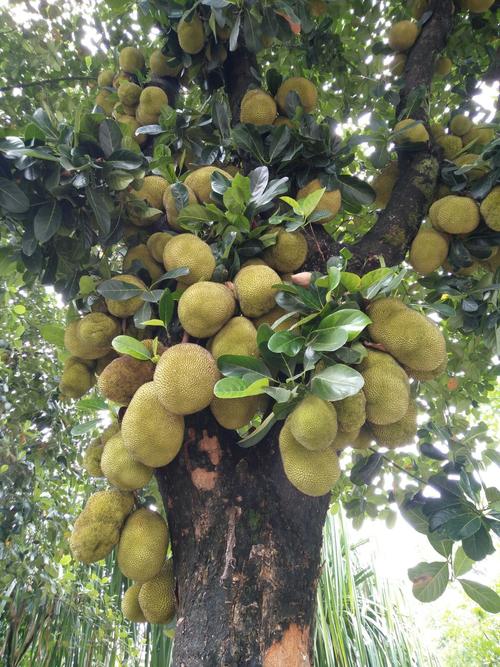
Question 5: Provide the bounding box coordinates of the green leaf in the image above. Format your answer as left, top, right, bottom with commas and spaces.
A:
34, 201, 63, 243
311, 364, 364, 401
217, 355, 272, 378
268, 331, 305, 356
214, 375, 270, 399
458, 579, 500, 613
408, 561, 449, 603
111, 335, 152, 360
0, 177, 29, 213
40, 323, 65, 347
453, 546, 474, 577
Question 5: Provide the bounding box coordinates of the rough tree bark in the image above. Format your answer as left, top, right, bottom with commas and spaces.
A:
154, 3, 454, 664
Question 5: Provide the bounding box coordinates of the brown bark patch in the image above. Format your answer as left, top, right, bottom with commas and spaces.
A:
199, 430, 222, 465
263, 624, 310, 667
190, 468, 218, 491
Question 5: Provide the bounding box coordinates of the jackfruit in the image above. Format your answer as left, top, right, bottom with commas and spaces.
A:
178, 282, 235, 338
178, 14, 205, 55
163, 234, 216, 285
101, 432, 153, 490
139, 86, 169, 115
122, 382, 184, 467
234, 265, 280, 317
390, 53, 407, 76
117, 508, 169, 582
393, 119, 429, 144
450, 114, 473, 137
118, 81, 141, 107
59, 356, 95, 399
240, 89, 277, 125
138, 560, 176, 624
184, 166, 233, 204
435, 56, 452, 76
123, 244, 163, 282
153, 343, 220, 415
97, 355, 156, 405
275, 77, 318, 114
95, 90, 114, 115
104, 274, 146, 319
409, 228, 449, 275
289, 395, 338, 450
372, 161, 399, 209
265, 230, 308, 273
431, 195, 480, 234
388, 21, 419, 52
297, 180, 341, 222
371, 400, 417, 449
462, 126, 494, 147
164, 183, 198, 230
149, 50, 182, 77
119, 47, 145, 73
209, 317, 259, 360
462, 0, 494, 12
480, 187, 500, 231
146, 232, 174, 263
279, 420, 340, 496
335, 391, 366, 433
436, 134, 462, 160
210, 395, 264, 430
97, 69, 115, 88
122, 583, 146, 623
360, 350, 410, 425
254, 306, 299, 332
131, 175, 168, 211
367, 299, 447, 372
64, 313, 120, 360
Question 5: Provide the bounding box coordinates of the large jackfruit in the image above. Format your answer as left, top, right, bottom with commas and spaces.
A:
163, 183, 198, 230
64, 313, 120, 360
122, 583, 146, 623
146, 232, 174, 263
178, 282, 235, 337
430, 195, 479, 234
97, 355, 156, 405
163, 234, 216, 285
371, 399, 418, 449
209, 317, 258, 360
480, 187, 500, 231
117, 508, 169, 582
184, 166, 233, 204
234, 265, 280, 317
265, 229, 308, 272
138, 560, 176, 624
388, 21, 419, 52
122, 382, 185, 467
288, 395, 338, 451
59, 356, 95, 399
335, 391, 366, 433
104, 274, 146, 318
123, 244, 163, 282
393, 119, 429, 144
297, 179, 341, 223
210, 394, 264, 430
240, 89, 277, 125
279, 420, 340, 497
153, 343, 220, 415
372, 161, 399, 209
119, 47, 145, 73
360, 350, 410, 425
177, 14, 205, 55
275, 77, 318, 113
101, 432, 153, 490
409, 228, 449, 275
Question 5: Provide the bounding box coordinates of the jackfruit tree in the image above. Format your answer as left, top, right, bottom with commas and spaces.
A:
0, 0, 499, 665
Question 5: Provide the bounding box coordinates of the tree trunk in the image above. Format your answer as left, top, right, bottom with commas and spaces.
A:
156, 412, 329, 667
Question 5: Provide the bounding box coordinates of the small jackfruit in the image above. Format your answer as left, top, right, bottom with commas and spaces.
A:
372, 161, 399, 209
276, 77, 318, 113
178, 282, 235, 338
288, 395, 338, 450
150, 50, 182, 77
371, 400, 417, 449
131, 175, 168, 211
240, 89, 277, 125
97, 69, 115, 88
164, 183, 198, 230
436, 134, 462, 160
360, 350, 410, 425
432, 195, 480, 234
209, 317, 258, 360
138, 560, 176, 624
279, 420, 340, 496
59, 356, 95, 399
435, 56, 452, 76
97, 355, 156, 405
119, 47, 145, 73
117, 508, 169, 582
480, 187, 500, 231
388, 21, 419, 52
210, 395, 264, 430
450, 114, 473, 137
409, 228, 449, 275
265, 230, 308, 273
64, 313, 120, 360
335, 391, 366, 433
297, 179, 342, 223
101, 432, 153, 490
153, 343, 220, 415
177, 14, 205, 55
146, 232, 174, 263
123, 244, 163, 282
234, 265, 281, 317
122, 584, 146, 623
393, 119, 429, 144
122, 382, 185, 467
163, 234, 216, 285
104, 274, 146, 319
184, 166, 233, 204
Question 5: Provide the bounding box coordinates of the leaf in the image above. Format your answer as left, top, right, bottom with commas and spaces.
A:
86, 187, 110, 235
99, 119, 122, 157
97, 279, 145, 301
311, 364, 364, 401
458, 579, 500, 613
408, 562, 449, 603
453, 546, 474, 577
0, 178, 29, 213
214, 375, 270, 399
350, 453, 383, 486
40, 323, 65, 347
217, 355, 272, 378
34, 201, 63, 243
268, 331, 305, 357
111, 335, 152, 360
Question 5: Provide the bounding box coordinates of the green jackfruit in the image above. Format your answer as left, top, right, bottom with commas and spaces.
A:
210, 395, 265, 430
163, 183, 198, 231
409, 228, 449, 275
184, 166, 233, 204
163, 234, 216, 285
122, 382, 185, 467
480, 187, 500, 231
178, 282, 235, 338
360, 350, 410, 425
388, 21, 419, 52
101, 432, 153, 490
119, 47, 145, 73
122, 583, 146, 623
118, 508, 169, 582
59, 356, 95, 399
209, 317, 258, 360
138, 560, 176, 624
104, 274, 146, 319
123, 245, 163, 282
64, 313, 120, 360
288, 395, 338, 451
97, 355, 156, 405
177, 14, 205, 55
265, 230, 308, 273
276, 77, 318, 113
371, 400, 418, 449
234, 265, 280, 317
335, 391, 366, 433
297, 179, 341, 223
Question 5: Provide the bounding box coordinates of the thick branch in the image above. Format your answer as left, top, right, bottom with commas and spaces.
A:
0, 76, 95, 93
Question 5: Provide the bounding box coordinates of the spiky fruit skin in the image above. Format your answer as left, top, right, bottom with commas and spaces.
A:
372, 161, 399, 208
122, 382, 184, 467
367, 299, 447, 373
123, 245, 163, 282
97, 355, 155, 405
59, 357, 95, 398
462, 0, 494, 12
119, 47, 145, 73
178, 14, 205, 55
97, 69, 115, 87
431, 195, 480, 234
163, 183, 198, 230
153, 343, 220, 415
178, 282, 235, 338
279, 420, 340, 496
409, 228, 449, 275
117, 508, 169, 582
163, 234, 216, 286
360, 350, 410, 425
234, 265, 281, 317
462, 126, 495, 148
184, 167, 233, 204
209, 317, 258, 360
138, 560, 176, 624
297, 179, 341, 223
450, 114, 473, 137
276, 77, 318, 114
122, 584, 146, 623
132, 175, 168, 211
146, 232, 174, 263
436, 134, 462, 160
371, 400, 417, 449
117, 81, 141, 106
335, 391, 366, 433
64, 313, 120, 360
210, 395, 264, 430
388, 21, 419, 52
435, 56, 452, 76
289, 395, 338, 450
101, 432, 153, 490
104, 274, 146, 318
149, 50, 182, 77
240, 89, 277, 125
480, 187, 500, 232
394, 119, 429, 144
266, 230, 308, 272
